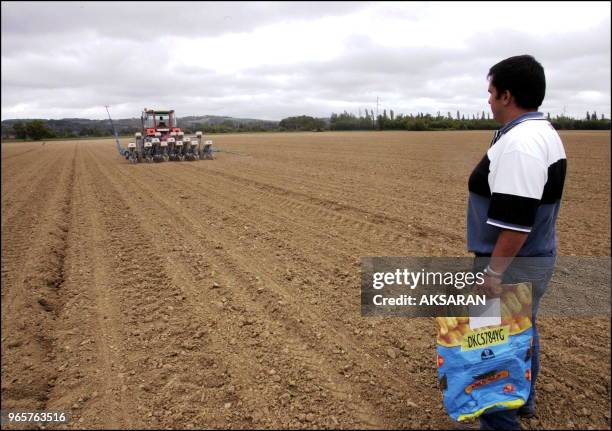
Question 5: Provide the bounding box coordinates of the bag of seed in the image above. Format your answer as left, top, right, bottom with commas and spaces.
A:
436, 283, 534, 422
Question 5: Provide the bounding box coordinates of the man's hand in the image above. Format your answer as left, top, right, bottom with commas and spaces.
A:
475, 274, 503, 298
482, 274, 503, 297
475, 229, 529, 298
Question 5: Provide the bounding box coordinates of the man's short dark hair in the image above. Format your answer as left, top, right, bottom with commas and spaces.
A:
488, 55, 546, 110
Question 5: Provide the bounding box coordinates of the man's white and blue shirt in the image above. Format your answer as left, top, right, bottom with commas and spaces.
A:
467, 112, 567, 257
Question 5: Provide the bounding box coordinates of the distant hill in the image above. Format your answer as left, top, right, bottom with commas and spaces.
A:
1, 115, 281, 139
179, 115, 278, 126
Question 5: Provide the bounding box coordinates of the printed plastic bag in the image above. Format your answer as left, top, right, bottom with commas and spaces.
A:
436, 283, 534, 422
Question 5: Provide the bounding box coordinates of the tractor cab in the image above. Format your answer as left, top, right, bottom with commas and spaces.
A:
141, 108, 181, 137
131, 108, 211, 163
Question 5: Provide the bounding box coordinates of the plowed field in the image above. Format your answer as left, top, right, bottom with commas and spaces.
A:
2, 131, 610, 429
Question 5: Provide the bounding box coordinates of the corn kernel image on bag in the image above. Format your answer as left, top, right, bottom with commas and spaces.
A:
436, 283, 534, 422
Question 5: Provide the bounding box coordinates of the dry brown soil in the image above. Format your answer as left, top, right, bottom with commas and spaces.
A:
1, 131, 610, 429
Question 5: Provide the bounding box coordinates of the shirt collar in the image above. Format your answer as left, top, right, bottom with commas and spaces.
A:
489, 111, 544, 147
499, 111, 544, 135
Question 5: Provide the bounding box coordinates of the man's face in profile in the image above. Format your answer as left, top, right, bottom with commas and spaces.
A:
487, 80, 504, 124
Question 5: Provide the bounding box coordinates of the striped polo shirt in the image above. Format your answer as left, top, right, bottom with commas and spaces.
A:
467, 112, 567, 257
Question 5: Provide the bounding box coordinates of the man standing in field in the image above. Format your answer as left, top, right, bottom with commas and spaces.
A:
467, 55, 567, 430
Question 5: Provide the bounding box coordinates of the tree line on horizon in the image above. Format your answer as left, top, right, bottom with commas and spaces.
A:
327, 109, 611, 132
2, 110, 610, 140
1, 118, 279, 141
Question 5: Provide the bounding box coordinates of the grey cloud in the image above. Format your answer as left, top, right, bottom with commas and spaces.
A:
1, 1, 369, 41
1, 2, 610, 121
231, 22, 610, 118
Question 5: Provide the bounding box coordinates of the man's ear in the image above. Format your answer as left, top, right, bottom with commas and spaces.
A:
501, 90, 513, 106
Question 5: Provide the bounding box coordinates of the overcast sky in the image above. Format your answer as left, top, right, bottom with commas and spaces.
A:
1, 1, 610, 121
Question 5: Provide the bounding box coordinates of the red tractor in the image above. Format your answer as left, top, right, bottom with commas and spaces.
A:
128, 108, 213, 163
